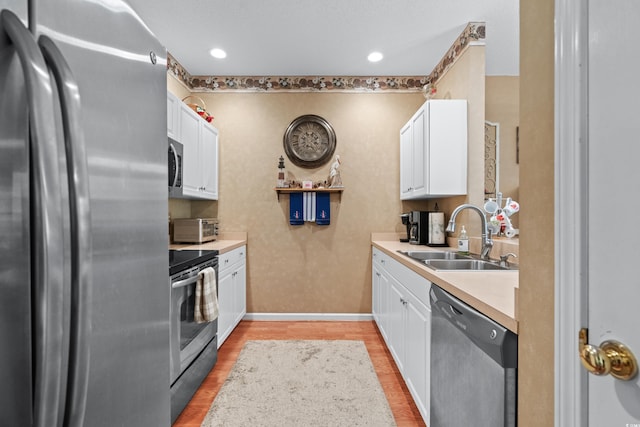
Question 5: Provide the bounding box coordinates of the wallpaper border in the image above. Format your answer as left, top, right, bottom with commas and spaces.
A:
167, 22, 485, 93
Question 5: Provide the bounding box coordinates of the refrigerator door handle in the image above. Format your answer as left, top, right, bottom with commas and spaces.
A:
0, 9, 66, 427
38, 35, 92, 427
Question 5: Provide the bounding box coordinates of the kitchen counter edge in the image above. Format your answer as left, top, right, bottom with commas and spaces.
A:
169, 232, 247, 255
372, 234, 519, 334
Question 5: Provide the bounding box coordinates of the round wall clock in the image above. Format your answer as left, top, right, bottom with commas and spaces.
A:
283, 115, 336, 168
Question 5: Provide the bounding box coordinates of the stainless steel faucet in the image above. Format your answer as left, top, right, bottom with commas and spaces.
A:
445, 203, 494, 260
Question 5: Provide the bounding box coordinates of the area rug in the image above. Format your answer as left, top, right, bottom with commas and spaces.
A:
201, 340, 396, 427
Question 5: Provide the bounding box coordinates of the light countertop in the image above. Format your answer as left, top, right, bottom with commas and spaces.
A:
372, 233, 519, 333
169, 232, 247, 254
169, 231, 518, 333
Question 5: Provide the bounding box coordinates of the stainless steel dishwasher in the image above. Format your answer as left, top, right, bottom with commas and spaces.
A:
430, 284, 517, 427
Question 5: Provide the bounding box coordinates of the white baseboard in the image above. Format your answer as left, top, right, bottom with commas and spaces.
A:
243, 313, 374, 322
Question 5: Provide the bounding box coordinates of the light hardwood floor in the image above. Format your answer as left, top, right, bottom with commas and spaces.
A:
172, 320, 425, 427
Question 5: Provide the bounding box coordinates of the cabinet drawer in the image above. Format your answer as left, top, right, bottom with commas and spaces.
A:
372, 247, 392, 269
219, 245, 246, 273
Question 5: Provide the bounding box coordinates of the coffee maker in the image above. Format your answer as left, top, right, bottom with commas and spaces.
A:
399, 213, 411, 242
409, 211, 428, 245
409, 210, 447, 246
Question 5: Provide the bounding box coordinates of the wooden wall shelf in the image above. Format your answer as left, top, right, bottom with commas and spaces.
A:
274, 187, 344, 201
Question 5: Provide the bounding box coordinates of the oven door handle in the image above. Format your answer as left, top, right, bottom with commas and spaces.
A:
172, 274, 200, 289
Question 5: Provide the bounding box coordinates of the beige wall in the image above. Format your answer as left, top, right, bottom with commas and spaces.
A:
486, 76, 520, 220
167, 44, 486, 314
171, 87, 424, 313
518, 0, 555, 425
215, 91, 424, 313
167, 76, 190, 100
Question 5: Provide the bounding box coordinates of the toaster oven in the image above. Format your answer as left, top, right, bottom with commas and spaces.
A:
173, 218, 219, 243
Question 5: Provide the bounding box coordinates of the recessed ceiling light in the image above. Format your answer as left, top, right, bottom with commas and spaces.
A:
367, 51, 383, 63
209, 48, 227, 59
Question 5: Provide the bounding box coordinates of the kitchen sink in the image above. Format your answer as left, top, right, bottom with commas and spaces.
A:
398, 250, 471, 261
424, 259, 512, 271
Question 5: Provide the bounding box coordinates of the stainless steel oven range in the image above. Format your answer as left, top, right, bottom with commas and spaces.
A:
169, 249, 219, 422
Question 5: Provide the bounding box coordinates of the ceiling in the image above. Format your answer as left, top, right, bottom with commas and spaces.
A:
128, 0, 519, 77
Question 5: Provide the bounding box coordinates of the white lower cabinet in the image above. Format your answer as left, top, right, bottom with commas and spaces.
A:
403, 287, 430, 422
217, 246, 246, 348
387, 278, 407, 372
372, 248, 431, 424
372, 249, 390, 341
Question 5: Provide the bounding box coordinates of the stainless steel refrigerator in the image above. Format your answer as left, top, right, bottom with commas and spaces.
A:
0, 1, 170, 426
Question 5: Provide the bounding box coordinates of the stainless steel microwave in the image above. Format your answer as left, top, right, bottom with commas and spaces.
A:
168, 137, 183, 198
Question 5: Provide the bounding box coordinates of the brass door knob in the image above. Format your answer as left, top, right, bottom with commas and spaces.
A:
579, 328, 638, 380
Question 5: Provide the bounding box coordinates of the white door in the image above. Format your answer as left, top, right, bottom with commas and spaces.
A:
200, 123, 218, 199
216, 268, 234, 348
585, 0, 640, 423
411, 107, 426, 196
179, 103, 201, 197
400, 122, 413, 199
556, 0, 640, 425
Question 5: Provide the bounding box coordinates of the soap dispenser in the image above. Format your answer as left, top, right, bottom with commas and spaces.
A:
457, 225, 469, 255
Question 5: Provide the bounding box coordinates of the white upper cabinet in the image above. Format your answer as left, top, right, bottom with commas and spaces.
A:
167, 92, 219, 200
167, 91, 180, 140
400, 99, 467, 199
179, 102, 202, 197
198, 123, 219, 200
399, 122, 413, 200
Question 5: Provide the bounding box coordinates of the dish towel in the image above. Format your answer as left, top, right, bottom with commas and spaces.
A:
290, 192, 304, 225
316, 192, 330, 225
303, 192, 309, 221
195, 267, 218, 323
303, 192, 316, 222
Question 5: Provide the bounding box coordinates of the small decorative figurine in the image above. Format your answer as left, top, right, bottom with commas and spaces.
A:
327, 155, 343, 188
277, 155, 287, 188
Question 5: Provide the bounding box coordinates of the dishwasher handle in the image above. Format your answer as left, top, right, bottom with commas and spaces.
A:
449, 304, 463, 316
